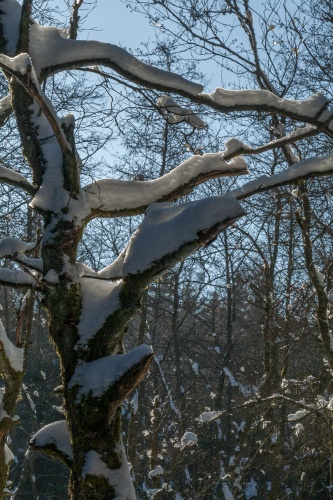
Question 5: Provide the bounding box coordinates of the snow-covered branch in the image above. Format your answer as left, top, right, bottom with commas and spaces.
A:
83, 154, 247, 218
30, 420, 73, 466
0, 320, 24, 374
157, 94, 206, 128
27, 21, 333, 130
0, 268, 37, 288
0, 164, 36, 195
91, 195, 245, 282
198, 88, 333, 131
0, 96, 12, 126
221, 124, 325, 161
69, 345, 154, 408
231, 154, 333, 200
27, 22, 202, 95
0, 238, 42, 273
0, 316, 25, 481
0, 53, 72, 159
76, 195, 244, 354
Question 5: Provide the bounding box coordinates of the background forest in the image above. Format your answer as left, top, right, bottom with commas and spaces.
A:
1, 0, 333, 498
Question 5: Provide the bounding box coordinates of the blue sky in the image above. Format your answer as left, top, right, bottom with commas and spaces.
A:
83, 0, 156, 47
81, 0, 223, 92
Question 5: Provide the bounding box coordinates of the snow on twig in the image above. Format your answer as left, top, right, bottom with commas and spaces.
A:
157, 94, 206, 128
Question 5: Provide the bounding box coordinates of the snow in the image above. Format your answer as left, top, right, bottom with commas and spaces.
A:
0, 95, 11, 116
0, 268, 36, 287
0, 237, 34, 258
184, 466, 192, 484
190, 360, 199, 375
84, 154, 247, 215
224, 138, 248, 155
28, 100, 69, 214
77, 277, 122, 347
0, 165, 33, 192
28, 22, 202, 95
82, 443, 135, 499
154, 356, 181, 418
223, 367, 258, 397
4, 444, 14, 465
157, 95, 206, 128
245, 9, 253, 22
231, 154, 333, 199
314, 267, 325, 287
224, 368, 238, 387
207, 88, 328, 118
0, 53, 32, 75
222, 482, 234, 500
69, 344, 153, 400
31, 420, 73, 460
17, 255, 43, 272
181, 432, 198, 448
271, 433, 278, 444
244, 477, 258, 499
97, 250, 126, 280
0, 238, 42, 272
0, 0, 21, 55
285, 144, 300, 163
121, 195, 244, 276
44, 269, 59, 283
131, 390, 139, 414
23, 387, 36, 413
287, 410, 309, 421
148, 465, 164, 478
1, 388, 8, 421
196, 410, 221, 423
81, 195, 244, 281
295, 423, 304, 436
0, 318, 24, 372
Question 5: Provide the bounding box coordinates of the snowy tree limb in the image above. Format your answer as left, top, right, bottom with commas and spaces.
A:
28, 23, 203, 95
231, 154, 333, 200
196, 89, 333, 134
0, 321, 24, 375
0, 268, 38, 288
77, 196, 245, 357
83, 155, 247, 218
0, 238, 42, 273
0, 164, 36, 195
221, 124, 327, 161
30, 420, 73, 467
0, 96, 12, 127
0, 53, 73, 163
156, 94, 206, 128
69, 346, 154, 417
26, 20, 333, 133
